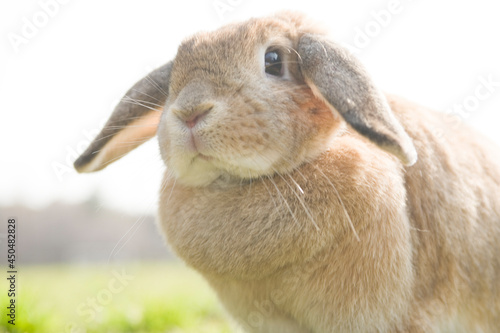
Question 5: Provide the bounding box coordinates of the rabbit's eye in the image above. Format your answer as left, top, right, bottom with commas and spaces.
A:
265, 50, 283, 76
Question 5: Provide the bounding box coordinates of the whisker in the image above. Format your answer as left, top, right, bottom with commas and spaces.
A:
103, 123, 158, 130
260, 176, 279, 211
288, 174, 304, 194
291, 166, 309, 184
144, 75, 169, 97
130, 89, 164, 103
275, 170, 319, 231
285, 46, 303, 63
88, 122, 158, 144
122, 96, 163, 108
268, 175, 301, 228
106, 138, 155, 148
89, 136, 153, 155
247, 171, 254, 194
163, 176, 177, 206
121, 97, 163, 112
107, 162, 169, 263
266, 43, 303, 64
311, 164, 360, 241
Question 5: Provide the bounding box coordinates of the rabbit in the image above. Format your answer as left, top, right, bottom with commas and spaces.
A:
74, 12, 500, 333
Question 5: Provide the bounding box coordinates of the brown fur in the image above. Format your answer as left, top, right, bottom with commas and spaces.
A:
158, 94, 500, 332
75, 12, 500, 332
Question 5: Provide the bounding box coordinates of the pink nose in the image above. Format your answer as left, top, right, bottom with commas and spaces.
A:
185, 106, 212, 129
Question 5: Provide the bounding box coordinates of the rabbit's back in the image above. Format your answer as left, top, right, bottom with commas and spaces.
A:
391, 95, 500, 331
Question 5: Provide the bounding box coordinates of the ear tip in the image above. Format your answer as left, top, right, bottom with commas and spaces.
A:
73, 154, 98, 173
401, 145, 418, 167
73, 158, 88, 173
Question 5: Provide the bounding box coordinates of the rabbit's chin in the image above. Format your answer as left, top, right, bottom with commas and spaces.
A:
166, 149, 289, 187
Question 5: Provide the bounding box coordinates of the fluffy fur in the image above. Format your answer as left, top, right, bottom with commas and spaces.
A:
75, 12, 500, 332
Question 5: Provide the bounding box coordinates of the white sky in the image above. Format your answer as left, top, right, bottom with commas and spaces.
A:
1, 0, 499, 215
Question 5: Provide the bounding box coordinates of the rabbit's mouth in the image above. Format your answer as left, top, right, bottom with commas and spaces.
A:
197, 153, 214, 162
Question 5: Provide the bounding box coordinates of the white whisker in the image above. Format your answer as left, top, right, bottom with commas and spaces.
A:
144, 75, 169, 97
130, 89, 164, 103
275, 170, 319, 231
260, 176, 279, 211
311, 164, 360, 241
288, 175, 304, 194
107, 162, 169, 264
268, 176, 301, 228
121, 97, 163, 111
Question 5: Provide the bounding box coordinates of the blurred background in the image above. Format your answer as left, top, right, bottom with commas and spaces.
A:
1, 0, 499, 332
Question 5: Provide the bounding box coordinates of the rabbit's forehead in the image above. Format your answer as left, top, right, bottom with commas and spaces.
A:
177, 22, 286, 62
170, 23, 290, 92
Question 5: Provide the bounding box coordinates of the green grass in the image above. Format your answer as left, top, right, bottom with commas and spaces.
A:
0, 262, 232, 333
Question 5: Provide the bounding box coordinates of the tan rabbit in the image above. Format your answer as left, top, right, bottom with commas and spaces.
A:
74, 12, 500, 333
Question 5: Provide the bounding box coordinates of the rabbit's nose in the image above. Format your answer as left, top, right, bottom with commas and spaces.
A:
173, 104, 213, 129
184, 105, 212, 128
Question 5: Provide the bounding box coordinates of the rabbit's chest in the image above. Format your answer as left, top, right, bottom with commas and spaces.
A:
158, 175, 337, 279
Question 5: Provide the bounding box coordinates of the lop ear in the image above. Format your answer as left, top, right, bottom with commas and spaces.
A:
74, 61, 173, 173
298, 34, 417, 166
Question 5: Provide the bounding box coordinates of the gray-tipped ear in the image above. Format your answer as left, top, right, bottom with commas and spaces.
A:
298, 34, 417, 166
74, 61, 173, 173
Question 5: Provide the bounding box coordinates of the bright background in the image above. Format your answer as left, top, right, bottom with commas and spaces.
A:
1, 0, 500, 215
1, 1, 500, 332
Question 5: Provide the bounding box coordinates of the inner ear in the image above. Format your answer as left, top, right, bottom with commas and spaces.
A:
298, 34, 417, 166
75, 111, 162, 173
74, 61, 173, 173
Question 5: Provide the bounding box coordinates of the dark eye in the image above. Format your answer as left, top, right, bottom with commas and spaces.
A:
265, 50, 283, 76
